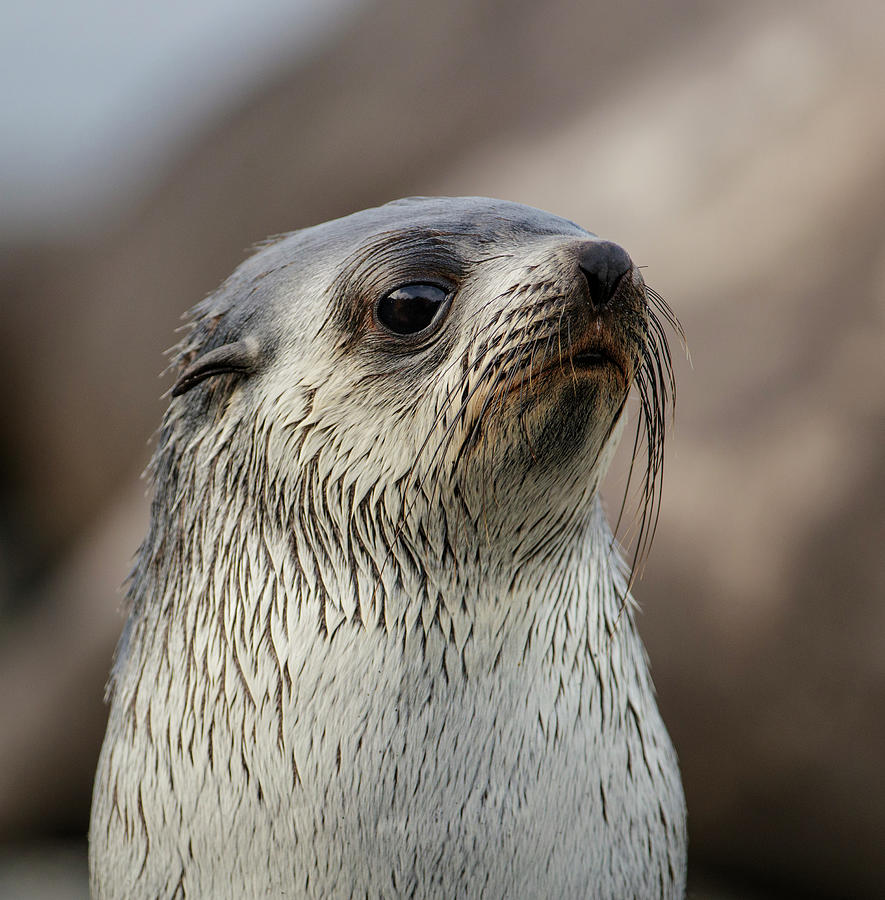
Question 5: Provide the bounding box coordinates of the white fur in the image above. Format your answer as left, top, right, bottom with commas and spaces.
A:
89, 198, 687, 898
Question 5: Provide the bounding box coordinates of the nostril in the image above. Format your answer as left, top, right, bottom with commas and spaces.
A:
578, 240, 633, 309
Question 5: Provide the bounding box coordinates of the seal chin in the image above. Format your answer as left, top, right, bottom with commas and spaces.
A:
491, 359, 628, 481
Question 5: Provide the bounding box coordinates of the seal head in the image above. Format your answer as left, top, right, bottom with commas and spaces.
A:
169, 198, 665, 554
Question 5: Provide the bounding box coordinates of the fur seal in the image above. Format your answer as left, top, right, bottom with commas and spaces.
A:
89, 197, 687, 898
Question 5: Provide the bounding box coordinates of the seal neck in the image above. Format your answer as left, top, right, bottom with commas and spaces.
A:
124, 401, 636, 686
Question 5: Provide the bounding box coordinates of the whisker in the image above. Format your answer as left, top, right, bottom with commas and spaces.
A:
598, 280, 683, 654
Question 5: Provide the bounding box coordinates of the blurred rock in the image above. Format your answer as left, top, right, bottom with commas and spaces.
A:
0, 842, 89, 900
0, 485, 147, 836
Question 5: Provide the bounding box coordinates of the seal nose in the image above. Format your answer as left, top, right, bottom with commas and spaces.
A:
577, 240, 633, 310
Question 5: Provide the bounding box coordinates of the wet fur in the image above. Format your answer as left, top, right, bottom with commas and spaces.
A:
90, 197, 686, 898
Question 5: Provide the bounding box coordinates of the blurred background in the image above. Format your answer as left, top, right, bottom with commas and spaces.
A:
1, 0, 883, 896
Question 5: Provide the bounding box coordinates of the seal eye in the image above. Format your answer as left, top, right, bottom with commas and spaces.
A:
376, 283, 450, 336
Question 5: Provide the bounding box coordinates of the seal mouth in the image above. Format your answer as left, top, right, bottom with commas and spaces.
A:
530, 329, 631, 390
500, 327, 632, 401
570, 347, 627, 379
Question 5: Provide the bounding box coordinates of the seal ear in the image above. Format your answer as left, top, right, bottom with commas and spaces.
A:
171, 339, 261, 397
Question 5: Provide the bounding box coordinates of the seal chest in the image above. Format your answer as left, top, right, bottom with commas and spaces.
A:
89, 197, 687, 898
